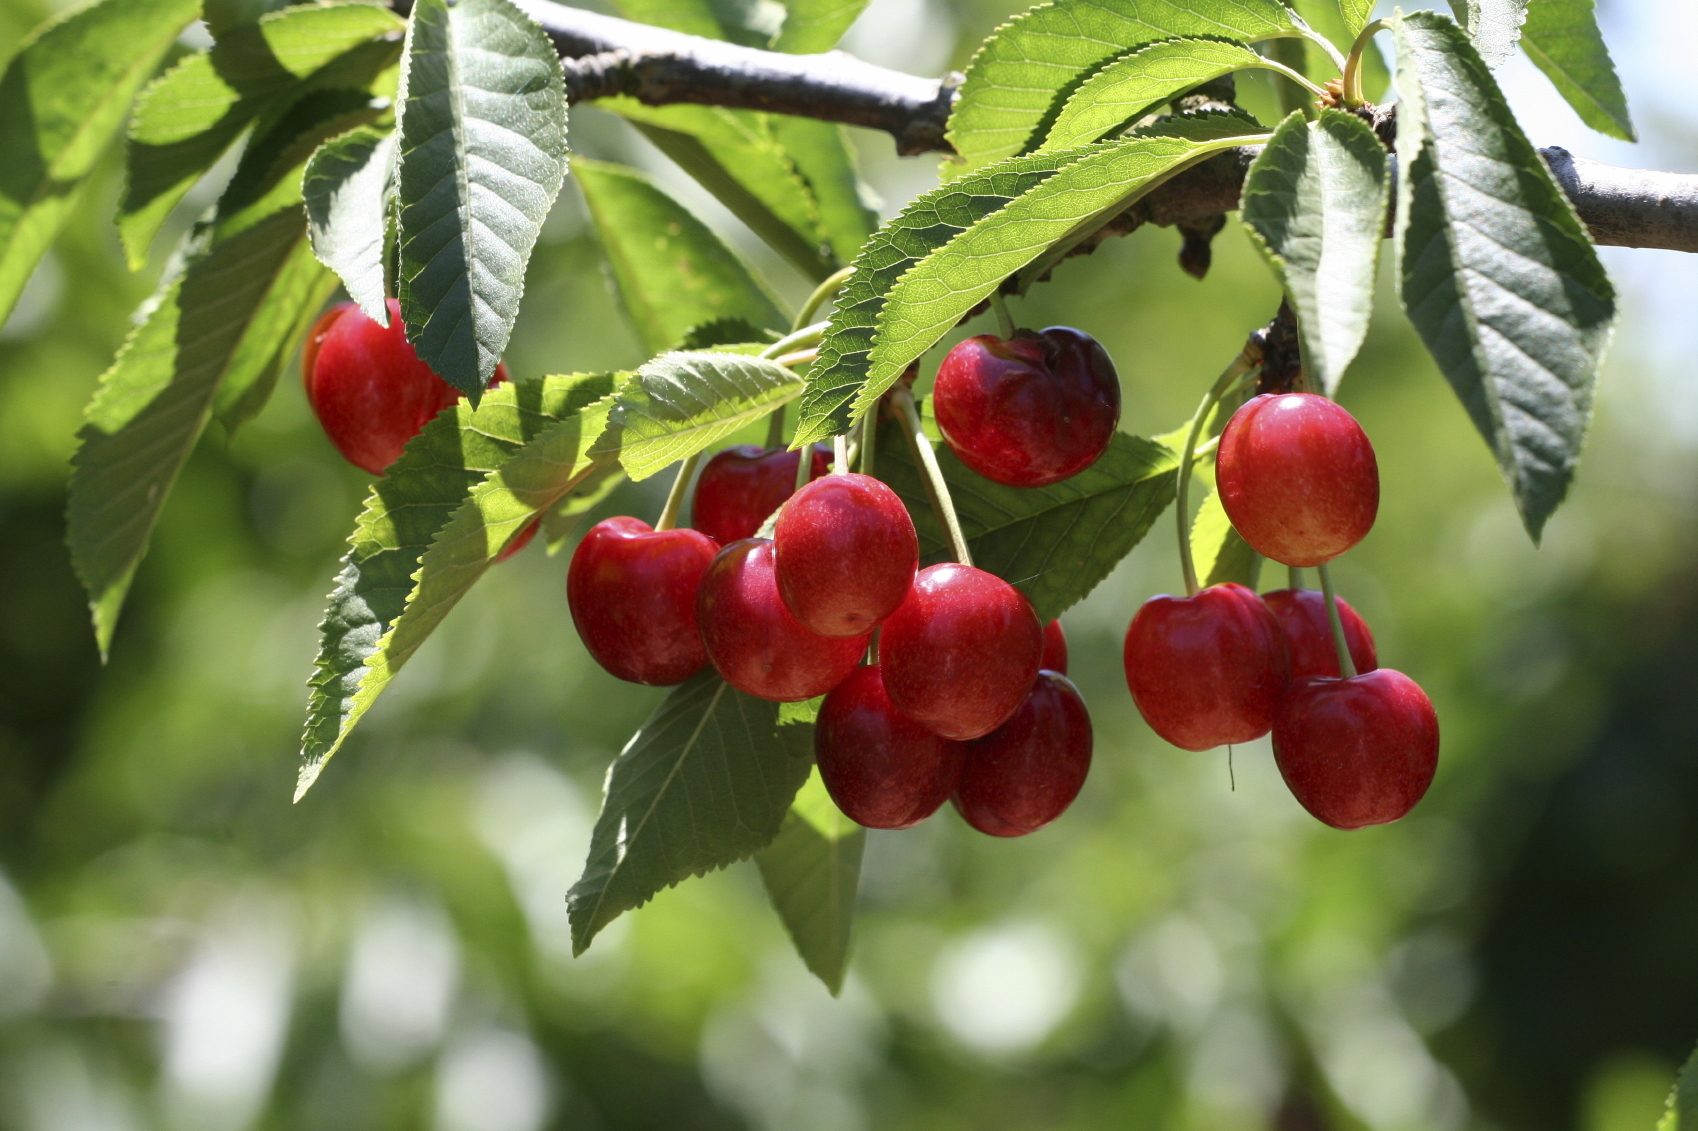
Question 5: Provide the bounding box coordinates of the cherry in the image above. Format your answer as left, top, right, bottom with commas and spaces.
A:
1123, 583, 1290, 750
1273, 669, 1439, 830
932, 326, 1121, 488
1261, 588, 1376, 682
692, 444, 830, 545
696, 539, 868, 702
1041, 619, 1068, 674
815, 665, 965, 829
880, 563, 1044, 740
953, 671, 1092, 837
494, 516, 540, 564
1215, 392, 1378, 567
303, 298, 508, 475
774, 473, 918, 637
567, 517, 719, 686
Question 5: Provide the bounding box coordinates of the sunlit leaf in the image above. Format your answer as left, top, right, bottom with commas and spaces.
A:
1447, 0, 1529, 67
1042, 39, 1273, 152
773, 0, 871, 53
1520, 0, 1634, 142
1190, 487, 1261, 589
304, 125, 397, 326
756, 769, 864, 995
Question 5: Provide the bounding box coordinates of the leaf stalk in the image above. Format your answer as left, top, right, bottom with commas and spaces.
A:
794, 266, 854, 331
1343, 19, 1392, 105
656, 451, 702, 531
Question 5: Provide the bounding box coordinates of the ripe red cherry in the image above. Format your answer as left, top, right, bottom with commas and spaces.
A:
303, 298, 509, 475
1041, 619, 1068, 674
933, 326, 1121, 487
774, 473, 918, 637
880, 563, 1044, 740
1273, 669, 1439, 829
1261, 588, 1376, 682
692, 444, 830, 545
1215, 393, 1378, 567
815, 665, 965, 829
494, 516, 540, 563
567, 517, 718, 686
1123, 583, 1291, 750
696, 539, 868, 702
953, 671, 1092, 837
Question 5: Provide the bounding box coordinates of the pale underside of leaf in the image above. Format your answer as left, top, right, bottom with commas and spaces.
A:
1042, 38, 1272, 152
568, 669, 815, 953
395, 0, 568, 401
1447, 0, 1530, 68
304, 125, 397, 325
1519, 0, 1634, 142
1241, 110, 1388, 395
755, 769, 863, 995
1393, 10, 1615, 542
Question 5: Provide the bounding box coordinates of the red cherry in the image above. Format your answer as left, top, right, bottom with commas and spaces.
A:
880, 564, 1044, 740
567, 517, 718, 686
304, 298, 508, 475
1215, 392, 1378, 567
1041, 619, 1068, 674
815, 665, 965, 829
692, 444, 830, 545
773, 473, 918, 637
1273, 669, 1439, 829
494, 516, 540, 564
953, 671, 1092, 837
1122, 583, 1290, 750
696, 539, 868, 702
1261, 588, 1376, 682
933, 326, 1121, 488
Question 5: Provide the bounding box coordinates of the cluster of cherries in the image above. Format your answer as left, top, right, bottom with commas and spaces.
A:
1124, 391, 1440, 830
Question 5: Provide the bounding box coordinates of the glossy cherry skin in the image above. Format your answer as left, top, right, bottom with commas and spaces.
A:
567, 517, 719, 686
933, 327, 1121, 487
696, 539, 869, 702
1123, 583, 1291, 750
1041, 619, 1068, 675
494, 516, 540, 564
1273, 669, 1439, 829
1260, 588, 1376, 682
953, 671, 1092, 837
692, 444, 830, 545
880, 564, 1044, 740
774, 473, 919, 637
1215, 393, 1378, 567
815, 665, 966, 829
304, 298, 508, 475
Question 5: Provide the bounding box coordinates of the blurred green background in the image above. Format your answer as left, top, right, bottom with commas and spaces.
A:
3, 0, 1698, 1128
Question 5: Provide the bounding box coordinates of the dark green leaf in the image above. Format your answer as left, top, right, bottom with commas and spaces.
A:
203, 0, 296, 37
946, 0, 1300, 171
1042, 38, 1275, 152
756, 769, 863, 995
675, 318, 782, 351
212, 234, 338, 433
1191, 488, 1261, 589
298, 373, 622, 797
1660, 1043, 1698, 1131
875, 418, 1179, 621
1393, 10, 1616, 541
572, 156, 785, 355
1447, 0, 1529, 67
773, 0, 872, 53
1521, 0, 1634, 142
568, 669, 815, 953
1241, 110, 1388, 395
0, 0, 197, 326
395, 0, 568, 402
304, 125, 398, 326
593, 351, 805, 481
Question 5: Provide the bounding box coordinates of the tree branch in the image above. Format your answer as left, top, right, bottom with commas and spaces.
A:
449, 0, 1698, 253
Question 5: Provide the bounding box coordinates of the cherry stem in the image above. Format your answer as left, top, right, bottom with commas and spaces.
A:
794, 437, 814, 491
793, 266, 854, 331
1343, 18, 1391, 105
773, 347, 819, 368
656, 451, 702, 532
833, 433, 850, 475
1177, 352, 1259, 598
1288, 564, 1303, 591
760, 322, 827, 361
988, 290, 1016, 339
1317, 562, 1358, 679
859, 407, 877, 478
891, 384, 973, 567
765, 404, 785, 448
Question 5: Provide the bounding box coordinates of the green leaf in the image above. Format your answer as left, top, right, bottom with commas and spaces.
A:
610, 0, 724, 38
768, 115, 879, 266
1287, 0, 1387, 98
1241, 110, 1388, 395
1660, 1043, 1698, 1131
568, 668, 815, 953
793, 149, 1084, 446
1447, 0, 1530, 67
212, 234, 338, 432
1042, 38, 1275, 153
0, 0, 197, 327
1190, 488, 1261, 589
1393, 10, 1616, 542
875, 419, 1179, 621
121, 3, 404, 269
304, 126, 398, 326
755, 769, 863, 994
773, 0, 872, 53
395, 0, 568, 402
1520, 0, 1634, 142
68, 208, 318, 655
1336, 0, 1375, 34
571, 156, 785, 355
592, 351, 805, 481
203, 0, 297, 37
297, 373, 622, 797
864, 127, 1266, 411
946, 0, 1301, 171
675, 318, 782, 351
